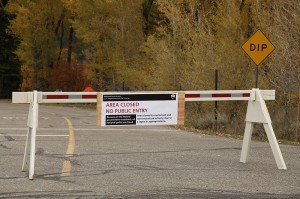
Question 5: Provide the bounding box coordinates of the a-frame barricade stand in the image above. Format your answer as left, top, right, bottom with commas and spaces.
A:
240, 89, 286, 169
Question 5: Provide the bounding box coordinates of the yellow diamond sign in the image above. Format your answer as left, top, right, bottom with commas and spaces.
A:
242, 29, 275, 66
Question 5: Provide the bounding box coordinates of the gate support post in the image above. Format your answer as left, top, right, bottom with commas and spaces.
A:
21, 91, 39, 179
240, 122, 254, 163
29, 90, 38, 179
21, 127, 30, 172
240, 89, 287, 170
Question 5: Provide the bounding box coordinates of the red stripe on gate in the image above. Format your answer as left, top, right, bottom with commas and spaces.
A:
46, 95, 69, 99
185, 94, 200, 98
177, 93, 250, 98
243, 93, 250, 97
212, 93, 231, 98
82, 95, 97, 99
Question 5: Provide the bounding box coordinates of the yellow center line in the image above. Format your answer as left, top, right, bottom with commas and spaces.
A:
61, 117, 75, 177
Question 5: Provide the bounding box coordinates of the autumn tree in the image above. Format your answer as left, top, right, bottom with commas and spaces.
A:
141, 0, 219, 91
73, 0, 145, 91
7, 0, 63, 90
7, 0, 84, 91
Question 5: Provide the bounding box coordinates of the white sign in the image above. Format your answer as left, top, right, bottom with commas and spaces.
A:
101, 93, 178, 126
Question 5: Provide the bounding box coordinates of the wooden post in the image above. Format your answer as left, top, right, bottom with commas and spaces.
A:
97, 92, 102, 127
177, 92, 185, 125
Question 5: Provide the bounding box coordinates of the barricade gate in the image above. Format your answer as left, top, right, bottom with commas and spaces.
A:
12, 89, 287, 180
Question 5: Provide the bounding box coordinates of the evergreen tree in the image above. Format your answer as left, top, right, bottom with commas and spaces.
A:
0, 0, 21, 98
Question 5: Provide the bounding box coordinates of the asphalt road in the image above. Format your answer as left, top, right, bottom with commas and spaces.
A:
0, 99, 300, 198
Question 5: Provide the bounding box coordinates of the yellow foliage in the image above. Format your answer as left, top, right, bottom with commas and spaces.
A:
20, 65, 33, 91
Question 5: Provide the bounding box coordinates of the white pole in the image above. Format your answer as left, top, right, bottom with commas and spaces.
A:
29, 91, 38, 180
263, 123, 287, 170
21, 127, 30, 171
22, 102, 33, 172
240, 122, 254, 163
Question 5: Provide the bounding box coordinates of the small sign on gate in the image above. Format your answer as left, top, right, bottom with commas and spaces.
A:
97, 92, 185, 126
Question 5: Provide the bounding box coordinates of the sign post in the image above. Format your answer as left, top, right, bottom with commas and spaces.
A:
242, 29, 275, 87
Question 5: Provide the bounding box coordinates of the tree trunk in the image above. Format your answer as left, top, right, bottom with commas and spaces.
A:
67, 26, 74, 63
57, 21, 64, 62
296, 90, 300, 142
